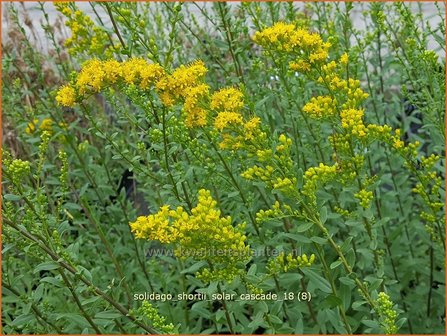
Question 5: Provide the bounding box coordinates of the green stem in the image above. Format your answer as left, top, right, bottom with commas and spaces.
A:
79, 198, 133, 309
2, 282, 64, 334
59, 270, 102, 334
314, 244, 352, 334
203, 130, 262, 238
3, 218, 160, 334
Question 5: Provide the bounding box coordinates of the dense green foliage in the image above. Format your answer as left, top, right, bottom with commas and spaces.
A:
2, 2, 445, 334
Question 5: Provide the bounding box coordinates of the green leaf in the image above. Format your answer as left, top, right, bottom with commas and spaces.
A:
11, 314, 34, 326
247, 263, 257, 276
339, 277, 355, 288
330, 260, 342, 269
95, 310, 122, 319
56, 313, 90, 327
310, 236, 327, 244
3, 194, 21, 201
33, 284, 45, 302
215, 309, 226, 323
320, 206, 328, 224
295, 222, 313, 232
352, 300, 367, 310
268, 314, 283, 325
247, 311, 265, 330
340, 236, 353, 252
227, 191, 240, 198
180, 261, 207, 274
34, 261, 60, 273
280, 232, 311, 243
301, 269, 332, 293
322, 294, 342, 308
191, 302, 212, 319
362, 319, 379, 328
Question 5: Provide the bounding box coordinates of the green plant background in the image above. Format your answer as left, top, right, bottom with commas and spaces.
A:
2, 2, 445, 334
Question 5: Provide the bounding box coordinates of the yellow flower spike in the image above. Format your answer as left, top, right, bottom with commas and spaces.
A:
303, 96, 336, 119
25, 119, 39, 134
354, 189, 374, 209
119, 58, 146, 84
392, 139, 404, 149
289, 59, 311, 72
156, 60, 207, 102
56, 85, 76, 107
39, 118, 53, 132
210, 87, 244, 112
76, 59, 106, 94
214, 111, 243, 131
139, 63, 165, 89
101, 59, 122, 84
302, 254, 308, 263
130, 189, 249, 283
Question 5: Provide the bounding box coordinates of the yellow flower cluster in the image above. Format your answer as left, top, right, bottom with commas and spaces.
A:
129, 189, 250, 282
256, 201, 281, 223
7, 159, 31, 184
342, 79, 370, 109
156, 60, 207, 103
340, 53, 349, 65
273, 177, 297, 193
243, 117, 262, 141
337, 155, 367, 184
375, 292, 398, 334
254, 23, 372, 141
354, 189, 374, 209
253, 22, 331, 70
56, 58, 165, 107
214, 111, 243, 131
55, 86, 76, 107
76, 59, 107, 93
256, 201, 295, 223
328, 133, 351, 156
205, 87, 267, 151
303, 163, 338, 206
136, 301, 175, 334
366, 124, 393, 138
252, 22, 302, 51
334, 206, 351, 217
122, 58, 165, 89
267, 251, 316, 274
303, 96, 337, 119
277, 133, 292, 152
56, 3, 117, 57
256, 149, 273, 162
367, 125, 420, 157
25, 118, 68, 140
314, 71, 370, 139
412, 154, 443, 241
129, 205, 180, 243
340, 108, 367, 137
182, 83, 210, 127
25, 118, 53, 134
58, 58, 266, 136
241, 133, 295, 195
420, 154, 439, 170
210, 87, 244, 112
241, 165, 274, 182
218, 117, 265, 150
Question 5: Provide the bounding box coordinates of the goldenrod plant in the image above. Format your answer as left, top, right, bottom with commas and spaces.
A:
2, 2, 445, 334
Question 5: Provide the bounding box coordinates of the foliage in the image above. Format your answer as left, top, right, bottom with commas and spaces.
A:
2, 2, 445, 334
